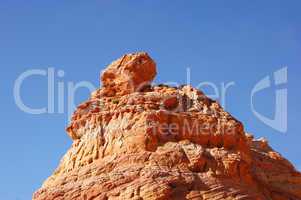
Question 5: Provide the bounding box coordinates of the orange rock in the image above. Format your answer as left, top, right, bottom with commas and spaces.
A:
33, 53, 301, 200
101, 52, 156, 97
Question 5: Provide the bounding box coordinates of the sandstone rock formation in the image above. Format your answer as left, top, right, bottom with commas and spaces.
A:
33, 52, 301, 200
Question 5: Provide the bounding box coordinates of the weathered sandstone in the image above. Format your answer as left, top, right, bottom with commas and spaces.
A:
33, 52, 301, 200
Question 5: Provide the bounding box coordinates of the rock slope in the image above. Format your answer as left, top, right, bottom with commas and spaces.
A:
33, 52, 301, 200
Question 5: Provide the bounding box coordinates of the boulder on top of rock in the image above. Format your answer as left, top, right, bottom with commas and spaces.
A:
101, 52, 157, 96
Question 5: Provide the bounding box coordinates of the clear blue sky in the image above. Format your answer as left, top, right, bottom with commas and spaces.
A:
0, 1, 300, 199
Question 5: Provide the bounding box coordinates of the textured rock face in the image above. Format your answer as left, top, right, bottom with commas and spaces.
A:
101, 52, 156, 97
33, 52, 301, 200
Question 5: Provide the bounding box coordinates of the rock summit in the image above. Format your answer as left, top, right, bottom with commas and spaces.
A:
34, 52, 301, 200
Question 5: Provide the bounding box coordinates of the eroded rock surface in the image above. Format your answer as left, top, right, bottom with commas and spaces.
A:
101, 52, 156, 97
33, 52, 301, 200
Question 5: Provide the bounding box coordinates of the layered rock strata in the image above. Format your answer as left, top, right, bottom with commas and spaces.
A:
33, 52, 301, 200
